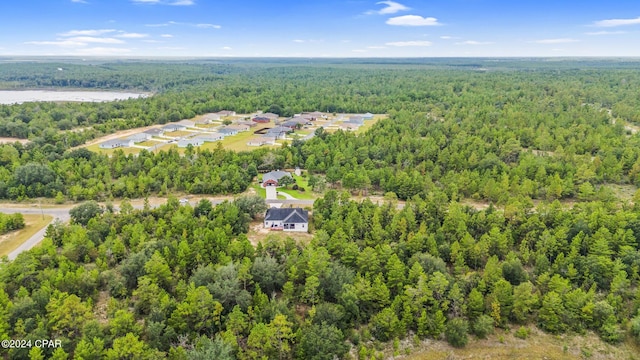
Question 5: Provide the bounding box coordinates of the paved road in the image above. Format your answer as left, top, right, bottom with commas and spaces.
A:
0, 197, 231, 260
0, 206, 71, 260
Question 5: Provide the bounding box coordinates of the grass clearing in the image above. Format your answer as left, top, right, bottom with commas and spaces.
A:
86, 143, 142, 156
163, 130, 195, 138
278, 187, 316, 200
401, 327, 640, 360
204, 130, 275, 152
137, 140, 163, 147
604, 183, 637, 202
246, 220, 314, 247
252, 184, 266, 198
0, 214, 53, 257
354, 115, 383, 134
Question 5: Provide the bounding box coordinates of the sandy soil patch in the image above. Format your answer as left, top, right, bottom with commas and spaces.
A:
0, 137, 29, 144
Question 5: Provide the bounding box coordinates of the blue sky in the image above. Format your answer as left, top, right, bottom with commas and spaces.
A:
1, 0, 640, 57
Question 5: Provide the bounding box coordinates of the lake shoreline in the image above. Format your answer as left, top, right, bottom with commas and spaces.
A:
0, 89, 150, 105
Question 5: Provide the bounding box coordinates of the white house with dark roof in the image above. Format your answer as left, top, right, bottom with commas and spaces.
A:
178, 119, 196, 128
144, 128, 165, 137
247, 137, 275, 147
218, 127, 239, 136
217, 110, 236, 117
126, 133, 152, 143
264, 207, 309, 232
162, 123, 187, 132
262, 170, 292, 187
99, 139, 134, 149
195, 133, 224, 142
362, 112, 374, 120
177, 138, 204, 148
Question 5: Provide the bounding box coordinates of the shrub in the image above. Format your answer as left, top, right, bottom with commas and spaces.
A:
445, 318, 469, 348
514, 326, 530, 339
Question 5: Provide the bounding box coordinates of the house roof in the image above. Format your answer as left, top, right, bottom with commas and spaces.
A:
126, 133, 151, 141
177, 139, 203, 147
280, 120, 299, 128
265, 207, 309, 223
195, 133, 223, 141
162, 124, 186, 131
268, 126, 290, 133
219, 127, 238, 134
263, 170, 292, 184
144, 128, 164, 135
226, 124, 249, 130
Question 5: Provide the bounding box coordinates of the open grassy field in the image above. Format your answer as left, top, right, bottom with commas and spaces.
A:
201, 130, 277, 152
137, 140, 164, 147
399, 328, 640, 360
0, 214, 53, 257
86, 143, 142, 156
354, 115, 384, 134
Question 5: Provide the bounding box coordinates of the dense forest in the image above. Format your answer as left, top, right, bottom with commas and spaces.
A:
1, 59, 640, 358
1, 192, 640, 358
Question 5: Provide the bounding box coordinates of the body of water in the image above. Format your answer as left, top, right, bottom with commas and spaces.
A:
0, 90, 148, 105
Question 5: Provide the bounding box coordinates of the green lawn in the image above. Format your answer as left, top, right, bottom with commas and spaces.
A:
0, 214, 53, 257
163, 130, 194, 138
137, 140, 163, 147
277, 187, 316, 200
252, 184, 266, 198
202, 131, 277, 152
87, 143, 142, 156
354, 115, 383, 134
277, 174, 317, 200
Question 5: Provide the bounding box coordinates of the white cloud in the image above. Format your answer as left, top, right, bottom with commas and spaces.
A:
71, 0, 88, 3
594, 17, 640, 27
116, 32, 148, 38
195, 23, 221, 29
170, 0, 194, 5
366, 1, 409, 15
132, 0, 194, 5
59, 29, 116, 37
25, 40, 86, 47
74, 47, 132, 55
222, 46, 232, 50
585, 30, 627, 35
386, 15, 441, 26
440, 35, 460, 40
386, 40, 432, 47
293, 39, 305, 43
161, 34, 173, 38
533, 38, 579, 44
456, 40, 493, 45
68, 36, 125, 44
146, 21, 220, 29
